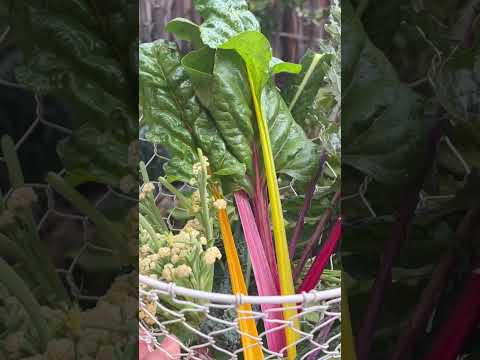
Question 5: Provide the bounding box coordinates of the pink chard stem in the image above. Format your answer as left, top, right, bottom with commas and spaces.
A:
297, 217, 342, 293
251, 145, 280, 290
234, 190, 286, 354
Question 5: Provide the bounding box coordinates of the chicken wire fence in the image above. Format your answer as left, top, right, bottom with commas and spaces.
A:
139, 133, 342, 359
0, 92, 136, 301
139, 275, 341, 360
0, 25, 137, 302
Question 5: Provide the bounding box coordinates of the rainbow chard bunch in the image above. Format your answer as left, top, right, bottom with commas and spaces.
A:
140, 0, 340, 358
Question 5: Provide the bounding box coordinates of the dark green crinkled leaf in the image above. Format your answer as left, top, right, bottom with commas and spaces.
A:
57, 123, 130, 187
12, 1, 137, 187
165, 17, 204, 49
209, 49, 255, 173
183, 36, 319, 186
183, 48, 254, 173
262, 82, 321, 183
139, 41, 197, 181
182, 46, 216, 108
139, 40, 249, 190
218, 31, 320, 184
342, 0, 432, 185
193, 0, 260, 48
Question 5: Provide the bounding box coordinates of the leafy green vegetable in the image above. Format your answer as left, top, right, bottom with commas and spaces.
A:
180, 34, 320, 186
165, 18, 204, 49
57, 123, 130, 186
12, 1, 137, 187
342, 0, 432, 185
270, 57, 302, 75
194, 0, 260, 48
262, 82, 321, 183
220, 31, 284, 96
139, 40, 249, 190
218, 29, 305, 359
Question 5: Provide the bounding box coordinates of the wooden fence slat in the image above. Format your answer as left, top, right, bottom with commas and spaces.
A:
139, 0, 327, 62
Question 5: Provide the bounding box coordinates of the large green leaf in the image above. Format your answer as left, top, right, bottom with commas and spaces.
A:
12, 1, 137, 187
262, 82, 321, 183
220, 31, 272, 97
342, 0, 432, 185
183, 48, 255, 174
219, 31, 319, 183
208, 50, 255, 172
165, 18, 204, 49
139, 40, 249, 190
193, 0, 260, 48
182, 33, 320, 186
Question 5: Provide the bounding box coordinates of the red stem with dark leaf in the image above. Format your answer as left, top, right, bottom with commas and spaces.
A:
297, 217, 342, 293
355, 124, 443, 360
390, 204, 480, 360
293, 190, 340, 282
289, 150, 327, 259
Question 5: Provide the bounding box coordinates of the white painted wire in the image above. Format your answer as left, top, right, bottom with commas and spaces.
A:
140, 275, 341, 305
140, 140, 342, 360
140, 275, 341, 360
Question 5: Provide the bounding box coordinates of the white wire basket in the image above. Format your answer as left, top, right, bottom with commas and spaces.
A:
139, 275, 341, 360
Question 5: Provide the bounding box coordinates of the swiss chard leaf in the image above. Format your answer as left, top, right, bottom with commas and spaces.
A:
262, 82, 321, 184
182, 34, 320, 186
12, 1, 137, 187
208, 49, 255, 173
193, 0, 260, 48
139, 40, 249, 190
219, 31, 320, 183
183, 48, 255, 174
165, 18, 204, 49
433, 46, 480, 124
342, 0, 432, 185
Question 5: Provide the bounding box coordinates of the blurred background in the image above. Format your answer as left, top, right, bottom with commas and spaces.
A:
139, 0, 330, 62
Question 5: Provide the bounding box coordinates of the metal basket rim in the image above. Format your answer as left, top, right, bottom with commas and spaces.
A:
140, 275, 341, 305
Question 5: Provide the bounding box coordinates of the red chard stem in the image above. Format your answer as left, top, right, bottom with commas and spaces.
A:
293, 190, 340, 282
297, 217, 342, 293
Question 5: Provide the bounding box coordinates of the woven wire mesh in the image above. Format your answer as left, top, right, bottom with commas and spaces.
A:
139, 128, 342, 359
139, 276, 341, 360
0, 25, 136, 302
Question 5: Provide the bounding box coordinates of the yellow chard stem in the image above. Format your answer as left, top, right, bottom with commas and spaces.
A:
247, 71, 299, 359
215, 190, 264, 360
